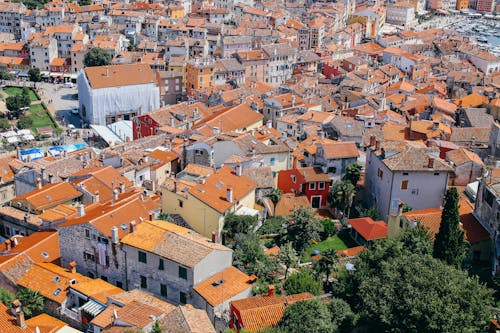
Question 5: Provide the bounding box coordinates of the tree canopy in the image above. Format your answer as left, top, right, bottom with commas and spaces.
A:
283, 269, 321, 296
279, 299, 334, 333
6, 94, 30, 115
286, 207, 323, 252
343, 163, 362, 186
17, 116, 33, 129
433, 187, 468, 267
223, 213, 258, 244
16, 288, 44, 318
0, 65, 13, 80
83, 48, 112, 67
327, 181, 355, 219
28, 67, 42, 82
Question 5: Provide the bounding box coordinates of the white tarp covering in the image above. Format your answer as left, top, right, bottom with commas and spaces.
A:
90, 124, 124, 146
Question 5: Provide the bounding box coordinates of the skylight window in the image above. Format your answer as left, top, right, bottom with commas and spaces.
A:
120, 224, 129, 230
53, 288, 61, 296
53, 276, 60, 283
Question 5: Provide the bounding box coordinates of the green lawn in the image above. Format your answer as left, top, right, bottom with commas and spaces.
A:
3, 86, 39, 102
28, 104, 56, 130
301, 231, 359, 262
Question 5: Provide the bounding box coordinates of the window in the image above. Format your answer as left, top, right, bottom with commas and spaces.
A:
309, 182, 316, 190
377, 168, 383, 179
161, 284, 167, 297
179, 292, 187, 304
434, 172, 440, 176
318, 182, 325, 190
291, 175, 296, 183
233, 313, 240, 331
159, 259, 164, 270
178, 200, 183, 208
401, 180, 408, 190
84, 229, 90, 239
140, 275, 147, 289
179, 266, 187, 279
327, 167, 337, 174
138, 251, 147, 263
270, 157, 276, 166
402, 172, 409, 176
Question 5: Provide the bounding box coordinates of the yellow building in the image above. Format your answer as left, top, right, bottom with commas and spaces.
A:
186, 58, 215, 98
161, 166, 256, 239
168, 5, 185, 18
456, 0, 469, 10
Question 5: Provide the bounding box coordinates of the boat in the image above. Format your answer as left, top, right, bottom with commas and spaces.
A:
477, 36, 488, 43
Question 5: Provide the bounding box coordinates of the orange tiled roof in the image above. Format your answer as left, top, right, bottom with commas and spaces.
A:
349, 217, 387, 241
454, 93, 488, 108
11, 182, 81, 212
194, 266, 254, 306
274, 194, 310, 216
337, 246, 366, 258
84, 63, 156, 89
232, 293, 314, 332
0, 231, 59, 266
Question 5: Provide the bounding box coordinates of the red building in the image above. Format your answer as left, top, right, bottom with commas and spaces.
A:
277, 167, 331, 209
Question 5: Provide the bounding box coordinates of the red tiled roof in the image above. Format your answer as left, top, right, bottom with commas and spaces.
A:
349, 217, 387, 241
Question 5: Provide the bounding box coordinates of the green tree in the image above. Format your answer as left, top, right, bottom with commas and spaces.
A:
313, 249, 338, 290
232, 231, 278, 281
328, 298, 355, 333
286, 207, 323, 253
6, 94, 30, 114
151, 321, 162, 333
278, 242, 298, 279
28, 67, 42, 82
16, 288, 44, 318
267, 188, 283, 216
0, 288, 15, 307
283, 269, 321, 296
400, 223, 433, 256
327, 181, 355, 219
17, 116, 33, 129
223, 213, 258, 244
83, 48, 112, 67
78, 0, 92, 5
279, 299, 334, 333
319, 218, 336, 240
343, 163, 362, 186
356, 254, 493, 333
359, 206, 380, 220
0, 65, 13, 80
158, 212, 174, 222
433, 187, 468, 267
0, 118, 10, 131
402, 203, 412, 213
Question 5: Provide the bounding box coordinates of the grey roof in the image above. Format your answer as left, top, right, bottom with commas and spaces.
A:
262, 43, 298, 57
463, 108, 493, 128
217, 58, 245, 72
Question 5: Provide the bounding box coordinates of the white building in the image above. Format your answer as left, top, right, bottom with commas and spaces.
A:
386, 2, 416, 27
78, 63, 160, 125
29, 36, 58, 72
465, 50, 500, 74
365, 140, 453, 221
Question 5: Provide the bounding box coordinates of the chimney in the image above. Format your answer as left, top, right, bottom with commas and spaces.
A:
40, 167, 46, 182
35, 177, 42, 190
48, 173, 54, 184
11, 300, 26, 328
23, 212, 30, 224
170, 118, 175, 127
16, 146, 21, 160
375, 140, 380, 151
130, 220, 136, 233
77, 203, 85, 217
226, 187, 233, 203
4, 239, 11, 251
150, 127, 154, 136
119, 182, 125, 193
212, 126, 220, 136
113, 189, 119, 202
111, 226, 119, 244
267, 285, 275, 297
236, 163, 242, 177
148, 212, 153, 221
381, 148, 386, 158
266, 120, 272, 128
105, 66, 109, 77
432, 121, 439, 130
369, 135, 376, 147
68, 261, 77, 274
428, 157, 434, 169
10, 237, 18, 247
211, 230, 217, 243
291, 95, 296, 107
94, 191, 100, 203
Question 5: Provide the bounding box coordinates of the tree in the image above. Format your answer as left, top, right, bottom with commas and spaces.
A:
0, 288, 15, 307
279, 299, 334, 333
78, 0, 92, 5
433, 187, 468, 267
0, 65, 13, 80
358, 206, 380, 220
151, 321, 162, 333
232, 231, 278, 281
0, 118, 10, 131
6, 94, 30, 114
313, 249, 338, 290
83, 48, 112, 67
278, 242, 298, 279
399, 223, 433, 256
402, 203, 412, 213
283, 269, 321, 296
319, 218, 336, 240
355, 254, 493, 333
286, 207, 323, 253
28, 67, 42, 82
343, 163, 362, 186
158, 212, 174, 222
223, 213, 258, 244
17, 116, 33, 129
328, 298, 355, 333
267, 188, 283, 216
16, 288, 44, 318
327, 181, 355, 219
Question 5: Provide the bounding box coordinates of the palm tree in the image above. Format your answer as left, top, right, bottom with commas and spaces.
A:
267, 188, 283, 216
158, 212, 174, 222
16, 288, 44, 318
314, 249, 338, 290
343, 163, 362, 186
327, 180, 355, 220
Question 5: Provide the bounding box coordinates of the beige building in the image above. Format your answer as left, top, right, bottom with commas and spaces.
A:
162, 166, 256, 239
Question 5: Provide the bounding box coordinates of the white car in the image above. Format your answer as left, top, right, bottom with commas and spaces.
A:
70, 106, 79, 115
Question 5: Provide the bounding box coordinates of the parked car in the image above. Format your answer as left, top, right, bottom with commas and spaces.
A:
70, 106, 79, 115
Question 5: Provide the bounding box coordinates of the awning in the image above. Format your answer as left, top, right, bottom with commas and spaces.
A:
79, 299, 105, 317
63, 73, 72, 78
50, 72, 64, 77
40, 71, 49, 77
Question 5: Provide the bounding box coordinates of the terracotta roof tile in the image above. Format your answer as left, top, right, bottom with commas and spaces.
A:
274, 194, 310, 216
11, 182, 81, 212
160, 305, 216, 333
84, 63, 157, 89
349, 217, 387, 241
